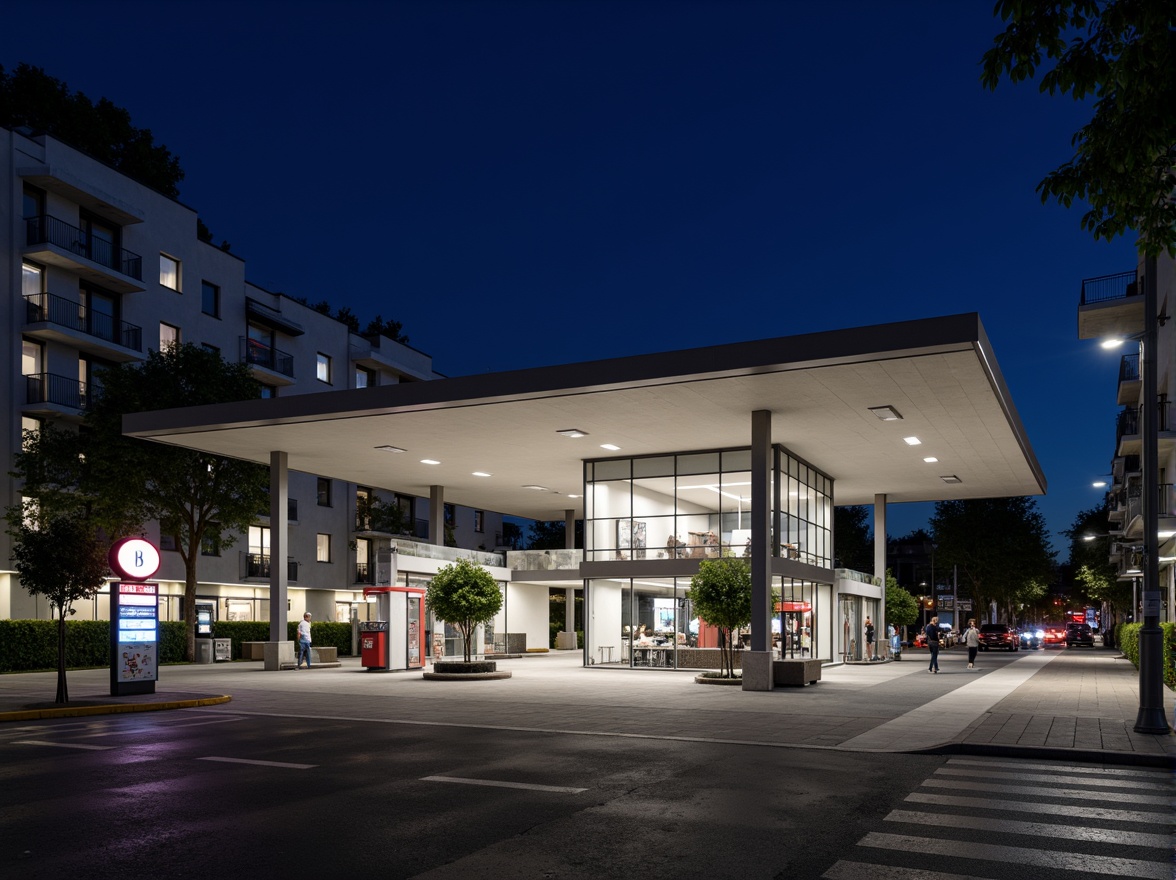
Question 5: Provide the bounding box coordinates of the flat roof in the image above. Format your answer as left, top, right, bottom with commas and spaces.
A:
124, 313, 1046, 519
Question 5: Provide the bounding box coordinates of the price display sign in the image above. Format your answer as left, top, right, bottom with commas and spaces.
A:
110, 581, 159, 696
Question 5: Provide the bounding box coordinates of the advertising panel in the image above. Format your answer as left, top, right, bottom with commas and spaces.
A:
110, 580, 159, 695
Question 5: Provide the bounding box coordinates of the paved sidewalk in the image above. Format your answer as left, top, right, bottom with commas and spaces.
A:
0, 643, 1171, 766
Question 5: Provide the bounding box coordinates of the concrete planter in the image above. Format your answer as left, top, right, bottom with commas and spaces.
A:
694, 673, 743, 686
423, 660, 512, 680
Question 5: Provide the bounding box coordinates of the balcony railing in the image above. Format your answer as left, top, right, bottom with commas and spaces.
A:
25, 214, 143, 281
1079, 270, 1138, 305
24, 292, 142, 351
1118, 352, 1139, 383
240, 337, 294, 377
25, 372, 97, 411
243, 553, 298, 581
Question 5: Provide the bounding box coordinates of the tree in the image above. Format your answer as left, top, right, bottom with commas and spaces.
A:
687, 558, 752, 679
981, 1, 1176, 256
0, 62, 184, 198
1063, 503, 1131, 636
833, 505, 873, 571
5, 512, 109, 703
930, 497, 1055, 624
12, 344, 269, 662
884, 570, 920, 635
527, 519, 581, 550
425, 559, 503, 662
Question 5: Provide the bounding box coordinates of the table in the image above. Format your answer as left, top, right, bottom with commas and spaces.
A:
632, 645, 672, 667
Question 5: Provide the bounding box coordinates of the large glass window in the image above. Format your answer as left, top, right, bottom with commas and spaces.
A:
160, 254, 180, 290
22, 262, 43, 297
201, 281, 220, 317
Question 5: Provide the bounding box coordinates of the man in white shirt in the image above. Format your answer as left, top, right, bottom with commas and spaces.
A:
296, 612, 312, 669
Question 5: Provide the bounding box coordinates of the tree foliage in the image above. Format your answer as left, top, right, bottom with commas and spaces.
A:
833, 505, 873, 572
884, 570, 920, 630
981, 0, 1176, 256
0, 62, 184, 198
12, 344, 269, 662
687, 558, 752, 678
5, 512, 110, 703
929, 497, 1055, 624
425, 559, 503, 662
1062, 503, 1131, 620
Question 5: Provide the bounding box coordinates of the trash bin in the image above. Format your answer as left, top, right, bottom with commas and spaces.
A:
360, 620, 389, 670
196, 639, 213, 664
214, 638, 232, 661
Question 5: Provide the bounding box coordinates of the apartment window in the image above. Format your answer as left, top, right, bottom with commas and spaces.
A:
444, 503, 455, 526
22, 338, 43, 377
317, 478, 332, 507
356, 486, 372, 530
316, 353, 331, 384
201, 281, 220, 317
355, 366, 375, 389
160, 534, 177, 551
22, 185, 45, 219
21, 416, 41, 449
316, 533, 331, 563
474, 510, 485, 533
202, 343, 220, 355
22, 261, 44, 297
259, 384, 277, 399
249, 525, 270, 555
159, 322, 180, 350
160, 254, 180, 290
201, 526, 221, 557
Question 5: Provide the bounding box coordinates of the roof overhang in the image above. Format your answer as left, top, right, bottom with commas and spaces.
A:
123, 313, 1046, 520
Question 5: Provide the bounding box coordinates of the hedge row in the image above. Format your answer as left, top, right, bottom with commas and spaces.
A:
1113, 622, 1176, 691
0, 619, 354, 673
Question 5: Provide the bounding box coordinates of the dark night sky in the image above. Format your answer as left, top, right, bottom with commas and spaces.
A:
2, 1, 1137, 552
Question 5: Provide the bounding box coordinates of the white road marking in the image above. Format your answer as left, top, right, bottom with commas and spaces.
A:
945, 757, 1171, 779
933, 766, 1169, 791
857, 831, 1170, 878
920, 777, 1170, 805
78, 716, 243, 737
884, 809, 1171, 849
198, 756, 315, 769
905, 791, 1175, 825
14, 740, 114, 751
422, 775, 586, 793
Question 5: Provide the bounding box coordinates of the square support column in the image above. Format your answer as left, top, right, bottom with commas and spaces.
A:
267, 451, 290, 667
430, 485, 444, 546
875, 493, 887, 639
744, 409, 773, 691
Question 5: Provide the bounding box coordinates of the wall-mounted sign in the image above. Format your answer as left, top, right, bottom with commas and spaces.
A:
110, 580, 159, 696
109, 537, 161, 581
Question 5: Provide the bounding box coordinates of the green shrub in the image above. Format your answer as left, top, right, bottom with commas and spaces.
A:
1114, 622, 1175, 691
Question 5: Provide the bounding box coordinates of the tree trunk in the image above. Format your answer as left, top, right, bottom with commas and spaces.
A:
462, 624, 473, 662
56, 609, 68, 704
184, 550, 199, 661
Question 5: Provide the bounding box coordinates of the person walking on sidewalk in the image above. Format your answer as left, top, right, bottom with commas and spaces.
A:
964, 619, 980, 668
925, 616, 941, 673
864, 616, 875, 661
296, 612, 313, 669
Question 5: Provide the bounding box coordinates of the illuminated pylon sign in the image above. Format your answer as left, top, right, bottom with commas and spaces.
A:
108, 537, 161, 696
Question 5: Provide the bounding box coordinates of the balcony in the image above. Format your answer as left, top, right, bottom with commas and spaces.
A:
24, 214, 144, 293
24, 372, 97, 417
1077, 269, 1142, 341
1116, 352, 1140, 406
240, 336, 295, 384
389, 537, 505, 568
24, 293, 143, 362
507, 549, 584, 572
242, 553, 299, 581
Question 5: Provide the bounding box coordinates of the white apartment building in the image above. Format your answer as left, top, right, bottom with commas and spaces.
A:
1077, 254, 1176, 621
2, 126, 508, 632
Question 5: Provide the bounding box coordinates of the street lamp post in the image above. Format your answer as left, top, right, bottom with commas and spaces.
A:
1135, 255, 1167, 734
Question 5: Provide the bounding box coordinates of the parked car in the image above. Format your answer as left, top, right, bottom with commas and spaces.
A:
1043, 626, 1066, 647
1066, 622, 1095, 648
1018, 627, 1044, 650
978, 623, 1018, 651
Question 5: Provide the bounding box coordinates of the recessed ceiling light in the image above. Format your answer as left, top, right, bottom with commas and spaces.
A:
566, 494, 581, 499
556, 428, 589, 438
940, 475, 962, 484
374, 445, 406, 453
421, 459, 440, 465
600, 443, 620, 451
868, 405, 903, 421
522, 485, 548, 491
923, 456, 938, 463
472, 471, 492, 478
903, 436, 922, 446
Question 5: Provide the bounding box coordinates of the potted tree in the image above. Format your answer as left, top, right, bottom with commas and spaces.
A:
424, 558, 509, 679
687, 557, 752, 683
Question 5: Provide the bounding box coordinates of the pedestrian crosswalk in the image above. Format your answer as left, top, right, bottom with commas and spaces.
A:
822, 756, 1175, 880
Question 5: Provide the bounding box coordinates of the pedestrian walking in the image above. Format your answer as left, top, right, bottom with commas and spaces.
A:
864, 616, 875, 661
925, 615, 941, 673
964, 618, 980, 668
296, 612, 313, 669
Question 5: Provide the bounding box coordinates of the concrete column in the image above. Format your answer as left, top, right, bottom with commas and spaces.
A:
265, 451, 293, 670
743, 409, 774, 691
565, 508, 576, 549
874, 493, 887, 637
430, 485, 444, 546
560, 509, 579, 649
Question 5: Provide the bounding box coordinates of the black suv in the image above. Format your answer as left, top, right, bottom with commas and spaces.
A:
979, 623, 1018, 651
1066, 622, 1094, 648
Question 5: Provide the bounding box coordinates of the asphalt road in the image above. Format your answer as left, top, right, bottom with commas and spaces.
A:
2, 708, 1170, 880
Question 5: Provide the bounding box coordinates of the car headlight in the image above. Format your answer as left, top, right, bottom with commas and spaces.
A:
1034, 630, 1044, 639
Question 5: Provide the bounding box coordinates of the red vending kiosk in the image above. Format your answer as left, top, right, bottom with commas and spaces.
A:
361, 586, 426, 672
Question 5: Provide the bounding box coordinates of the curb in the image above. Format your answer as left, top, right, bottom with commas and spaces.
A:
0, 694, 232, 722
901, 739, 1176, 770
